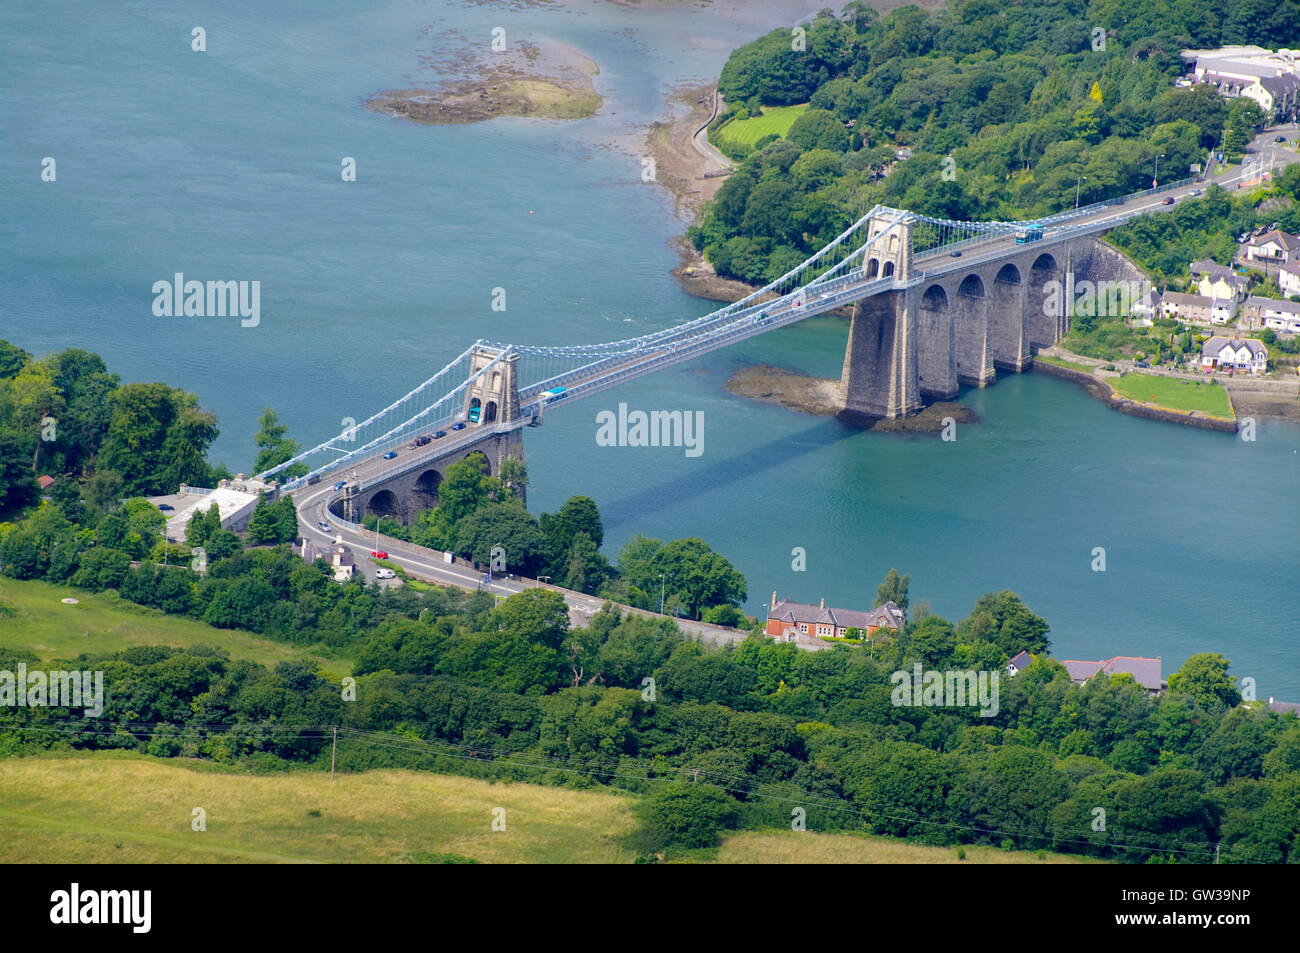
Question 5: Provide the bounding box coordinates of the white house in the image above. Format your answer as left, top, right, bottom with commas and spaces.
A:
1130, 287, 1162, 322
1200, 336, 1268, 373
1245, 230, 1300, 265
1244, 296, 1300, 333
1279, 264, 1300, 299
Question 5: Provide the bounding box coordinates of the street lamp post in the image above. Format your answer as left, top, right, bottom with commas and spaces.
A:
1153, 153, 1165, 189
1075, 175, 1087, 209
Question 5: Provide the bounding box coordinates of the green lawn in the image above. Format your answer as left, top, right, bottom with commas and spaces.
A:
0, 578, 349, 677
1110, 373, 1234, 418
715, 104, 809, 148
1035, 354, 1097, 375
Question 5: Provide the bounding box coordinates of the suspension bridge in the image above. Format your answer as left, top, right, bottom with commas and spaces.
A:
260, 171, 1208, 526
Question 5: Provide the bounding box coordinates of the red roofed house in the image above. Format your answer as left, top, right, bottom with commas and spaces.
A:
765, 593, 904, 643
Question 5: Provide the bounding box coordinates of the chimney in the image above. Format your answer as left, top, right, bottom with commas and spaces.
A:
820, 597, 824, 609
771, 590, 777, 610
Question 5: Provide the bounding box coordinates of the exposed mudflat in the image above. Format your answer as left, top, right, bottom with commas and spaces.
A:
725, 364, 977, 433
366, 37, 601, 125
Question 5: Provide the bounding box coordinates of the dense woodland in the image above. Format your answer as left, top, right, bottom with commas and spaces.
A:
690, 0, 1300, 284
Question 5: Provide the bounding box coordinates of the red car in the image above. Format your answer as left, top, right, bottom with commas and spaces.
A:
371, 550, 389, 559
1161, 197, 1175, 205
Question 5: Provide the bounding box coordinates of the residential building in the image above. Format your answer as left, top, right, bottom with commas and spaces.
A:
1190, 260, 1248, 300
1129, 287, 1162, 322
1162, 292, 1235, 324
1279, 264, 1300, 298
1244, 295, 1300, 333
1061, 656, 1164, 694
1007, 651, 1035, 676
765, 593, 904, 643
1200, 335, 1268, 373
1245, 229, 1300, 265
1268, 697, 1300, 716
299, 537, 356, 583
1181, 47, 1300, 121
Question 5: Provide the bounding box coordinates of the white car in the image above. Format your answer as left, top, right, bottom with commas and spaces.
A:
375, 568, 396, 579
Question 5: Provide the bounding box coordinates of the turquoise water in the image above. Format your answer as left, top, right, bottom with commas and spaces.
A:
3, 1, 1297, 698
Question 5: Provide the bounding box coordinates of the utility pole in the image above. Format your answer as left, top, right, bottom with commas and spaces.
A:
331, 726, 337, 782
659, 573, 666, 614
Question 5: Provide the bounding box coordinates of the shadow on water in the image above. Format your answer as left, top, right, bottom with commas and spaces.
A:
599, 416, 862, 532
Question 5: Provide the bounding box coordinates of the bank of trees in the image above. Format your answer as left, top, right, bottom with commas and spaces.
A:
692, 1, 1295, 285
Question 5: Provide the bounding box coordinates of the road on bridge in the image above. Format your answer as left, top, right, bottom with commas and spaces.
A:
290, 478, 751, 649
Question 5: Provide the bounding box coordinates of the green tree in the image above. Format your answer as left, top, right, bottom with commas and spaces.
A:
1167, 652, 1241, 711
638, 782, 740, 850
874, 567, 909, 609
252, 408, 308, 480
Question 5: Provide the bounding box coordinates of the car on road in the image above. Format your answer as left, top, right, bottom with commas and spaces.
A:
1161, 197, 1175, 205
383, 450, 397, 459
371, 550, 388, 559
434, 429, 447, 439
452, 421, 466, 431
318, 521, 330, 530
1190, 188, 1203, 196
157, 503, 174, 511
1277, 135, 1288, 143
333, 480, 346, 491
1134, 360, 1150, 368
375, 568, 396, 579
950, 250, 962, 257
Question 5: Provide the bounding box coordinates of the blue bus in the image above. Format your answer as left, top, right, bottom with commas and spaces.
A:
540, 386, 568, 403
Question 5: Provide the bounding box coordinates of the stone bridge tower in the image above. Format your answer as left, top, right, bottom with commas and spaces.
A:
463, 345, 520, 425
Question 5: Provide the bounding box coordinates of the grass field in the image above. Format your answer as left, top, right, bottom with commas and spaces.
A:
1110, 373, 1234, 418
0, 578, 348, 677
0, 753, 638, 864
715, 104, 809, 148
1035, 354, 1098, 375
0, 753, 1091, 864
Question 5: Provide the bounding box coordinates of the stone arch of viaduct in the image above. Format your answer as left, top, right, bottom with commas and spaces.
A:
336, 427, 523, 526
842, 232, 1139, 419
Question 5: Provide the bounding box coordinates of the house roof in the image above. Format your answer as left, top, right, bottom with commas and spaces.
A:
1062, 660, 1106, 682
1269, 699, 1300, 715
769, 599, 824, 625
1101, 656, 1163, 691
1249, 230, 1300, 252
770, 598, 905, 632
1190, 259, 1234, 278
1246, 295, 1300, 314
1163, 292, 1223, 307
1063, 656, 1163, 691
37, 475, 55, 489
1259, 75, 1300, 97
1008, 650, 1035, 670
1202, 336, 1267, 357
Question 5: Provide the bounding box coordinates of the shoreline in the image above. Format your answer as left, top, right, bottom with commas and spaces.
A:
1037, 345, 1300, 425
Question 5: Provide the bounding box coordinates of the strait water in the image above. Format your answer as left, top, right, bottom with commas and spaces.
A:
2, 1, 1297, 698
